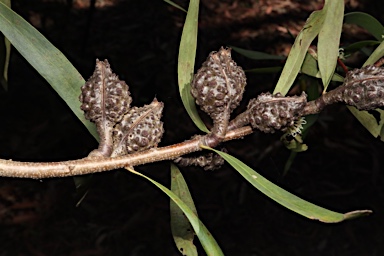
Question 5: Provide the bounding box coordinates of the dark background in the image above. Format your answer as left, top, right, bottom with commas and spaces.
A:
1, 0, 384, 255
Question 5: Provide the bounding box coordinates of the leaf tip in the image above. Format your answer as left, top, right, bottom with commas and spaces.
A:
343, 209, 372, 220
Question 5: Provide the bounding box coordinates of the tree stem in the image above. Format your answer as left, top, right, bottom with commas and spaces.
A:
0, 126, 252, 179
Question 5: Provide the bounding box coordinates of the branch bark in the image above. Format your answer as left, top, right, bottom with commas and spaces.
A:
0, 126, 252, 179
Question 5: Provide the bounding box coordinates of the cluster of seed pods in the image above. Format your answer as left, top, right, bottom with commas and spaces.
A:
80, 60, 164, 158
80, 51, 384, 170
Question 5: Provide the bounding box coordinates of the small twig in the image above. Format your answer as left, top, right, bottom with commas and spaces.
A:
0, 126, 252, 179
337, 58, 349, 74
202, 107, 231, 148
228, 111, 249, 131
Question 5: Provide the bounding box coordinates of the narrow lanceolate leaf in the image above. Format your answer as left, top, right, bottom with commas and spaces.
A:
74, 174, 93, 207
273, 10, 325, 96
170, 164, 198, 256
344, 12, 384, 42
126, 167, 224, 256
0, 33, 10, 90
301, 52, 344, 82
317, 0, 344, 92
178, 0, 209, 133
203, 146, 372, 223
0, 0, 10, 90
163, 0, 187, 13
343, 40, 380, 56
0, 3, 98, 139
230, 46, 285, 60
246, 66, 283, 74
363, 40, 384, 66
348, 106, 384, 140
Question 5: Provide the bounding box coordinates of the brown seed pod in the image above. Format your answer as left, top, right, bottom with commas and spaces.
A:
191, 47, 246, 146
247, 92, 307, 133
303, 65, 384, 116
80, 59, 132, 124
174, 148, 227, 171
340, 65, 384, 110
191, 47, 246, 120
80, 59, 132, 157
112, 98, 164, 156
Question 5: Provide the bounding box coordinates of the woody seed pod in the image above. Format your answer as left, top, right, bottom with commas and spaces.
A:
174, 149, 226, 171
340, 65, 384, 110
80, 59, 132, 157
112, 98, 164, 157
303, 65, 384, 116
247, 92, 307, 133
191, 47, 246, 120
80, 59, 132, 124
191, 47, 246, 146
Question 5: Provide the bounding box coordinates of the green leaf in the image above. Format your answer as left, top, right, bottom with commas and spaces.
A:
363, 40, 384, 66
0, 3, 98, 197
245, 66, 282, 74
171, 164, 198, 256
126, 167, 224, 256
301, 52, 318, 76
330, 73, 345, 83
178, 0, 209, 133
348, 106, 384, 142
0, 0, 10, 90
0, 33, 10, 91
317, 0, 344, 91
301, 53, 344, 82
74, 174, 93, 207
344, 12, 384, 42
163, 0, 187, 13
343, 40, 380, 56
273, 10, 325, 96
0, 3, 98, 139
231, 46, 285, 60
203, 146, 372, 223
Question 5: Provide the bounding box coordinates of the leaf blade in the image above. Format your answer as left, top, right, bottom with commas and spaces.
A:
0, 0, 10, 90
171, 164, 198, 256
163, 0, 187, 13
301, 53, 344, 82
273, 10, 325, 96
178, 0, 209, 133
363, 40, 384, 66
203, 146, 372, 223
343, 40, 380, 55
348, 106, 384, 142
344, 12, 384, 42
246, 66, 283, 74
231, 46, 285, 60
127, 167, 224, 256
0, 3, 98, 139
317, 0, 344, 91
